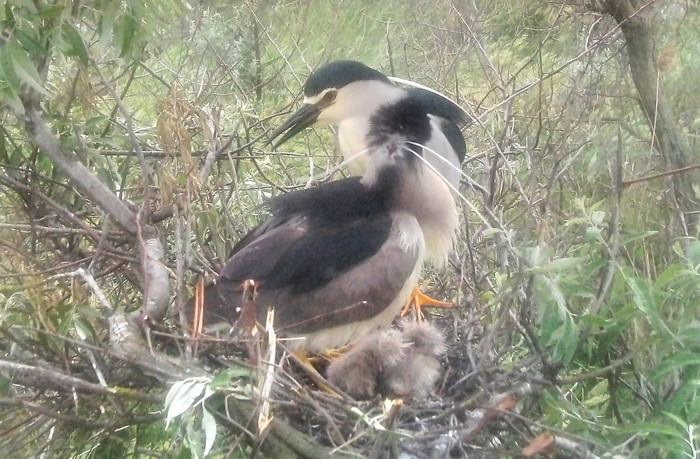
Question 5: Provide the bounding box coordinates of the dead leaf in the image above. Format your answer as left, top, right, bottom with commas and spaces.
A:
522, 432, 555, 456
496, 392, 517, 411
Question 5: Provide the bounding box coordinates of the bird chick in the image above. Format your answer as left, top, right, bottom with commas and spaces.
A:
380, 321, 446, 399
326, 328, 405, 400
327, 321, 447, 400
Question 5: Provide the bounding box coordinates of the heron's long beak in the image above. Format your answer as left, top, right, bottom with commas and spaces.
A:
269, 103, 323, 149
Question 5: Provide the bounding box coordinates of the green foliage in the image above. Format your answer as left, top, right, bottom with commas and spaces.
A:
164, 368, 254, 458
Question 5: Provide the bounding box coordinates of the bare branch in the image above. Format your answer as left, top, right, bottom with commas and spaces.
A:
21, 106, 137, 233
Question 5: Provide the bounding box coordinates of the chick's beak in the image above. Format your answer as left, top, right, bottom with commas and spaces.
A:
269, 103, 323, 149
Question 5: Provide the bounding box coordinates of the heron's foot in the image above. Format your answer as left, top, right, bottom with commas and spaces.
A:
292, 350, 339, 395
400, 285, 453, 322
322, 343, 352, 361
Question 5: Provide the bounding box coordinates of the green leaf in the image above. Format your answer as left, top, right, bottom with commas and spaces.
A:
84, 115, 108, 133
539, 299, 559, 342
654, 264, 687, 290
202, 408, 217, 456
589, 379, 609, 397
12, 0, 37, 13
0, 44, 21, 94
552, 316, 578, 364
687, 240, 700, 268
15, 29, 47, 56
115, 10, 138, 58
578, 313, 608, 328
210, 367, 251, 389
9, 42, 50, 96
620, 422, 686, 440
583, 393, 608, 408
35, 4, 64, 19
0, 86, 24, 114
534, 257, 583, 274
590, 210, 605, 226
585, 226, 602, 241
542, 276, 568, 319
98, 0, 120, 53
74, 317, 96, 341
185, 416, 204, 458
164, 379, 188, 413
96, 166, 117, 192
651, 351, 700, 382
0, 375, 10, 396
60, 23, 89, 65
627, 276, 664, 334
677, 322, 700, 347
663, 412, 689, 429
2, 2, 15, 29
165, 378, 209, 425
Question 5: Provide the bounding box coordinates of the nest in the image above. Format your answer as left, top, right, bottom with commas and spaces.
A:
187, 301, 589, 459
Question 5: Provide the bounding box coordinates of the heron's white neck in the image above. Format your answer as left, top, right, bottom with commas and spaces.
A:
362, 160, 459, 266
394, 165, 458, 266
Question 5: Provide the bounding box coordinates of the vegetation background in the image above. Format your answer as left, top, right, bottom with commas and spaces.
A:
1, 0, 699, 457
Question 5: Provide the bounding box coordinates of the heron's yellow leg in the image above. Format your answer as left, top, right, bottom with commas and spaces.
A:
400, 285, 453, 322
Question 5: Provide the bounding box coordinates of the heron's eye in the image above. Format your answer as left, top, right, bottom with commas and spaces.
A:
322, 90, 338, 103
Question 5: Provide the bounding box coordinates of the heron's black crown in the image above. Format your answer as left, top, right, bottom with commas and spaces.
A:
304, 60, 390, 97
367, 98, 432, 156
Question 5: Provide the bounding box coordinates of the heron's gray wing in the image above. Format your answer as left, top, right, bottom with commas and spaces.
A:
188, 218, 309, 327
258, 218, 420, 335
197, 212, 395, 328
221, 214, 392, 294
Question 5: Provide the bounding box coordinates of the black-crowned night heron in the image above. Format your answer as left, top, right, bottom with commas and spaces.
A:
188, 97, 458, 355
269, 60, 466, 318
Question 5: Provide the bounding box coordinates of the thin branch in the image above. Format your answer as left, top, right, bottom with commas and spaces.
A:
21, 105, 137, 233
0, 360, 159, 402
620, 163, 700, 189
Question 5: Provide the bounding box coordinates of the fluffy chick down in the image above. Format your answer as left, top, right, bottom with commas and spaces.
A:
326, 328, 405, 400
380, 320, 447, 399
326, 321, 446, 400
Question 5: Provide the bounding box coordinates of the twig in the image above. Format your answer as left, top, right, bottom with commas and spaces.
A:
0, 222, 98, 235
20, 105, 137, 233
279, 344, 353, 402
199, 118, 241, 183
368, 399, 403, 459
620, 163, 700, 189
0, 360, 159, 401
0, 398, 162, 429
0, 173, 106, 242
90, 57, 154, 219
553, 436, 602, 459
258, 309, 277, 436
88, 216, 113, 273
559, 353, 633, 385
50, 268, 113, 315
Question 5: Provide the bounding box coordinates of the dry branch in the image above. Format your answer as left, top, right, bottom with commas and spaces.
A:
0, 359, 158, 402
21, 105, 138, 234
